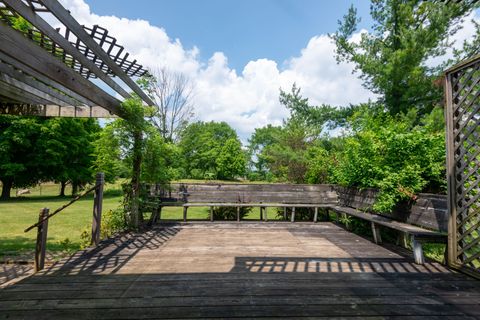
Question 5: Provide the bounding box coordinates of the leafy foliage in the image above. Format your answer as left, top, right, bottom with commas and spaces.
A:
331, 0, 479, 116
0, 116, 99, 199
332, 107, 446, 212
179, 121, 245, 180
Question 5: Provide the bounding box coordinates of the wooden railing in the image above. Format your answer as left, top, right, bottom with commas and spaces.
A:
24, 173, 105, 272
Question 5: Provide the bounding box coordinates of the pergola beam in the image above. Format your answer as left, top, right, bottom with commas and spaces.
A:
3, 0, 132, 101
0, 52, 95, 107
0, 72, 68, 106
0, 20, 123, 116
0, 80, 52, 105
40, 0, 155, 106
0, 62, 78, 106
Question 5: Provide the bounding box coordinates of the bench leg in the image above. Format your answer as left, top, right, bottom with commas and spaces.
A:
183, 206, 188, 222
313, 207, 318, 223
412, 236, 425, 265
237, 207, 240, 222
283, 207, 287, 221
291, 207, 295, 222
260, 207, 263, 221
324, 209, 330, 222
396, 232, 408, 248
371, 222, 382, 244
210, 207, 214, 222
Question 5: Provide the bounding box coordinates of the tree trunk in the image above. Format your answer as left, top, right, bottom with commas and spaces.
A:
71, 181, 78, 197
0, 179, 13, 200
130, 130, 143, 229
59, 181, 67, 197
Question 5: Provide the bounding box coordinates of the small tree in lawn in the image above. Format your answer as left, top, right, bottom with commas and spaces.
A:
216, 138, 246, 180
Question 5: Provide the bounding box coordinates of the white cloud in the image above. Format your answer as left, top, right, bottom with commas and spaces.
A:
56, 1, 478, 141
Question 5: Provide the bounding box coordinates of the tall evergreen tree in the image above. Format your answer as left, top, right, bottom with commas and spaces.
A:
331, 0, 479, 115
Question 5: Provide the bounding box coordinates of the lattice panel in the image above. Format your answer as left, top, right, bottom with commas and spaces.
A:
448, 57, 480, 275
0, 0, 148, 79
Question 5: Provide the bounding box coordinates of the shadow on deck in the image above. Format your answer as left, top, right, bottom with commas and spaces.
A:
1, 222, 479, 319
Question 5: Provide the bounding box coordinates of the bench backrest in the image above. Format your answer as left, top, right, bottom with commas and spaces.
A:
335, 187, 448, 232
154, 183, 338, 205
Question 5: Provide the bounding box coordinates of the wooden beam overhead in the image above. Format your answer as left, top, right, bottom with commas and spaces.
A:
40, 0, 156, 107
0, 72, 68, 106
3, 0, 132, 101
0, 51, 95, 107
0, 62, 79, 106
0, 20, 123, 116
0, 80, 52, 105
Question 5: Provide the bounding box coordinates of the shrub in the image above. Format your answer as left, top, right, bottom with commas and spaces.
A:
209, 206, 252, 220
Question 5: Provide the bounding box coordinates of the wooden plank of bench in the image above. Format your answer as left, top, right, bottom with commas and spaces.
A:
331, 206, 446, 237
182, 203, 332, 208
331, 205, 447, 265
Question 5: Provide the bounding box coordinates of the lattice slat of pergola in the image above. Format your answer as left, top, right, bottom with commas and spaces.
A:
445, 53, 480, 278
0, 0, 154, 118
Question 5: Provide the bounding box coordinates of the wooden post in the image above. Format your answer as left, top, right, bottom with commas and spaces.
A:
236, 207, 240, 222
264, 207, 268, 221
260, 207, 263, 221
34, 208, 49, 273
291, 207, 295, 222
91, 172, 104, 246
183, 206, 188, 222
283, 207, 287, 221
371, 222, 382, 244
313, 207, 318, 223
210, 206, 214, 222
412, 237, 425, 265
444, 73, 456, 267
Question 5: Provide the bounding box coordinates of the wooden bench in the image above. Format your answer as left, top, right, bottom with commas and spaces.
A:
143, 183, 448, 265
331, 187, 448, 264
144, 183, 338, 223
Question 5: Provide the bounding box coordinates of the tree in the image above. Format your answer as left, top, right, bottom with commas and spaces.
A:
247, 124, 282, 180
40, 118, 100, 196
216, 138, 246, 180
139, 68, 194, 142
331, 0, 479, 115
0, 116, 44, 199
178, 121, 243, 180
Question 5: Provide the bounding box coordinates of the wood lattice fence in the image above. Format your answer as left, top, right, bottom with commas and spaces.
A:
445, 54, 480, 279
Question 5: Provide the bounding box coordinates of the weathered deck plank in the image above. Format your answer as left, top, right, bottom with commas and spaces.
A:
1, 222, 479, 319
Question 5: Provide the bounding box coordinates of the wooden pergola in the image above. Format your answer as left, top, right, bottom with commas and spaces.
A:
0, 0, 154, 118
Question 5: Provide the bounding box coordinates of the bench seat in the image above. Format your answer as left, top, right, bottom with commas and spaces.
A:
330, 205, 447, 264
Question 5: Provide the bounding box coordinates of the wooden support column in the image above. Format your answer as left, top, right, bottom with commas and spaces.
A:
264, 207, 268, 221
371, 222, 382, 244
34, 208, 49, 273
283, 207, 287, 221
210, 207, 214, 222
313, 207, 318, 223
183, 206, 188, 222
260, 207, 263, 221
291, 207, 296, 222
91, 172, 104, 246
412, 236, 425, 265
236, 207, 240, 222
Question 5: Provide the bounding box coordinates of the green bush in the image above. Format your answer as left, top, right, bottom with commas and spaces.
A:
333, 107, 445, 212
209, 206, 252, 220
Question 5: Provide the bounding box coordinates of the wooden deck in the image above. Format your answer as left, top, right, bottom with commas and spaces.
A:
1, 222, 479, 319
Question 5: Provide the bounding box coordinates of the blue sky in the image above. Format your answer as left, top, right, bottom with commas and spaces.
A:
64, 0, 477, 140
84, 0, 372, 72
